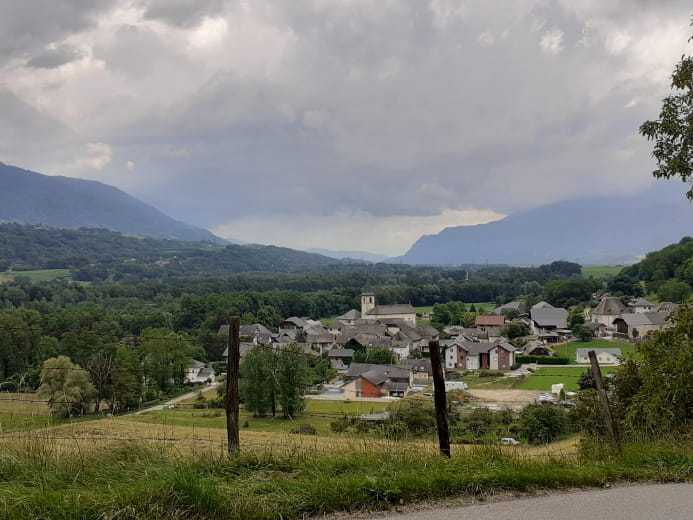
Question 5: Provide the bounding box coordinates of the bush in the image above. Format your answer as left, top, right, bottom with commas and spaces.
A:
520, 404, 568, 444
516, 355, 570, 365
477, 369, 506, 378
290, 423, 318, 436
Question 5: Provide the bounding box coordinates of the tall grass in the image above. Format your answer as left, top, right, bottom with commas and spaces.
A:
0, 432, 690, 520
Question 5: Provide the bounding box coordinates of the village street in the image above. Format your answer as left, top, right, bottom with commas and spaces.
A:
364, 483, 693, 520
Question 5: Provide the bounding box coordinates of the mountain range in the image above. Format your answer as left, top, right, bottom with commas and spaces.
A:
393, 183, 693, 266
0, 161, 223, 243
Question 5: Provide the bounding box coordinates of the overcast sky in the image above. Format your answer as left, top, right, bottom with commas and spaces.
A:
1, 1, 691, 255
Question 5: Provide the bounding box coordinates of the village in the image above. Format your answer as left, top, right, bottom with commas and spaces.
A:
179, 292, 681, 408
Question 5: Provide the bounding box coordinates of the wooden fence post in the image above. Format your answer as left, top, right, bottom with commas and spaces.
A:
588, 349, 619, 450
429, 340, 451, 457
226, 315, 241, 453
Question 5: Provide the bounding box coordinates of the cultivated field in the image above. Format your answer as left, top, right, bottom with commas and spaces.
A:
0, 269, 72, 283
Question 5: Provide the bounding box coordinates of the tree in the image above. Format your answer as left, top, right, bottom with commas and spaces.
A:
275, 344, 308, 418
239, 346, 276, 416
501, 321, 529, 339
520, 404, 568, 444
640, 25, 693, 201
571, 324, 594, 342
617, 306, 693, 436
109, 347, 142, 412
657, 279, 692, 303
37, 356, 96, 417
354, 348, 394, 364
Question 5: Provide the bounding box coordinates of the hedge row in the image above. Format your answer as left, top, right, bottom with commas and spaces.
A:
516, 355, 570, 365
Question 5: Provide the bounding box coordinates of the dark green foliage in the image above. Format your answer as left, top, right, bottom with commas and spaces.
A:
640, 34, 693, 200
543, 278, 600, 308
353, 348, 394, 364
620, 237, 693, 297
501, 321, 529, 339
388, 400, 435, 434
571, 324, 594, 342
290, 423, 318, 435
520, 404, 568, 444
239, 344, 309, 418
618, 306, 693, 436
516, 355, 570, 365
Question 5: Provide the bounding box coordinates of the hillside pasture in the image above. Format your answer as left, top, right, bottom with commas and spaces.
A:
518, 366, 618, 392
0, 392, 49, 416
1, 269, 72, 283
581, 265, 623, 279
553, 340, 634, 364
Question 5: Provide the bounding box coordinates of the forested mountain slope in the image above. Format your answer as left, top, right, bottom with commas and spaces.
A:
0, 161, 222, 242
0, 224, 339, 277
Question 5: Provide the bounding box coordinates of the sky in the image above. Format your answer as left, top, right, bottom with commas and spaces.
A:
1, 0, 692, 256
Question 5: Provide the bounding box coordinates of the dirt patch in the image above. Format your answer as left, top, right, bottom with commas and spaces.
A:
465, 389, 541, 411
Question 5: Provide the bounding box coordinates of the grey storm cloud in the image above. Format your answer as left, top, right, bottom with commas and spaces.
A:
1, 0, 692, 251
138, 0, 228, 28
26, 44, 84, 69
0, 1, 116, 65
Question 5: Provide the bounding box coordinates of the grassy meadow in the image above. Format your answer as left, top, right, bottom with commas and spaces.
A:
0, 426, 689, 520
581, 265, 624, 279
552, 340, 634, 364
0, 269, 73, 283
517, 366, 618, 392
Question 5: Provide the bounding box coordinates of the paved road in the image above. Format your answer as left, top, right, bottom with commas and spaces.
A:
128, 382, 221, 415
371, 484, 693, 520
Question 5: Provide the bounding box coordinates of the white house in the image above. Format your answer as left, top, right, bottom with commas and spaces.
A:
575, 348, 622, 365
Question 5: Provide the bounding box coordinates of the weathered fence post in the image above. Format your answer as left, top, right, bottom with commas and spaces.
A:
226, 315, 241, 453
588, 349, 620, 450
429, 340, 451, 457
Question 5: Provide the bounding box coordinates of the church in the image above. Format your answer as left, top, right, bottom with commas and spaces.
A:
360, 291, 417, 325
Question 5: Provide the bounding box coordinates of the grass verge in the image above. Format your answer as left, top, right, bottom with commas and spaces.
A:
0, 435, 689, 520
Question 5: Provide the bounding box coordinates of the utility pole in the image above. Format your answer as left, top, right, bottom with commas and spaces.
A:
588, 350, 619, 450
429, 340, 451, 457
226, 315, 241, 453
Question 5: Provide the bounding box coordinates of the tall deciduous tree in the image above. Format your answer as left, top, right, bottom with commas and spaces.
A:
640, 24, 693, 200
37, 356, 96, 417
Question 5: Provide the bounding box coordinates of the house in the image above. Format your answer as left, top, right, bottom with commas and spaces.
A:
218, 323, 272, 345
360, 292, 417, 325
575, 348, 622, 365
446, 339, 516, 370
185, 360, 216, 384
473, 315, 505, 341
523, 341, 552, 357
612, 312, 671, 339
443, 326, 490, 342
337, 309, 362, 324
399, 358, 434, 383
491, 301, 528, 316
628, 297, 655, 313
530, 307, 568, 335
591, 297, 628, 326
656, 302, 680, 313
343, 363, 413, 398
327, 348, 355, 372
583, 321, 607, 338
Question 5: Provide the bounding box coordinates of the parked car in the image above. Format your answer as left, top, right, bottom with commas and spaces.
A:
558, 400, 576, 409
501, 437, 520, 445
537, 393, 558, 404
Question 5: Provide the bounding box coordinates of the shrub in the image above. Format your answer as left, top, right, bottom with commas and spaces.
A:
520, 404, 568, 444
290, 423, 318, 436
516, 355, 570, 365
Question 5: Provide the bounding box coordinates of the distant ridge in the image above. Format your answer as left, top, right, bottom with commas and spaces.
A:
393, 183, 693, 266
0, 162, 224, 243
307, 248, 388, 263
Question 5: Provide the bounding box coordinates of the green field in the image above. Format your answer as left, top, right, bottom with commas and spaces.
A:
553, 340, 634, 364
581, 265, 624, 279
127, 399, 391, 436
416, 302, 496, 316
518, 366, 618, 392
1, 269, 72, 283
